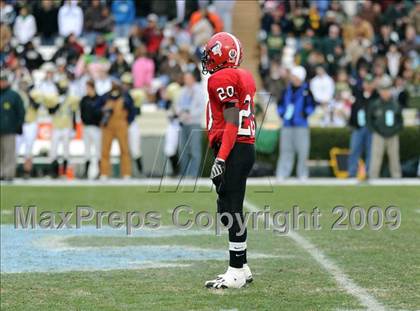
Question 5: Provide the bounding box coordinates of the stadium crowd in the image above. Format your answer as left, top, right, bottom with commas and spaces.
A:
0, 0, 418, 181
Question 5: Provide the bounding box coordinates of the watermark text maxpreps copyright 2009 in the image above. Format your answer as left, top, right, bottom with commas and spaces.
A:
13, 205, 401, 236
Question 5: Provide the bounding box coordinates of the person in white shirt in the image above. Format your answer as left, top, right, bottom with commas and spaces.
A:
94, 68, 112, 96
58, 0, 83, 38
310, 65, 336, 126
13, 6, 37, 45
310, 65, 335, 105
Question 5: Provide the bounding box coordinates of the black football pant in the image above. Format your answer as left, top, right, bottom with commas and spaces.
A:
213, 142, 255, 267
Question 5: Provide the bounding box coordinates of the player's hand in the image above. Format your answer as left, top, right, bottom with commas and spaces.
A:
210, 158, 225, 184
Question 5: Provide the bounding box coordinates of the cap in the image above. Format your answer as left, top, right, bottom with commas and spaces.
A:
147, 13, 158, 23
290, 66, 306, 82
378, 75, 393, 89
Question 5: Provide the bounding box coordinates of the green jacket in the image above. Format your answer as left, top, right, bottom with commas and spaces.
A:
367, 97, 403, 138
0, 87, 25, 134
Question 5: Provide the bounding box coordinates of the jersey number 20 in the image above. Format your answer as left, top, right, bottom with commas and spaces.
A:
209, 87, 255, 137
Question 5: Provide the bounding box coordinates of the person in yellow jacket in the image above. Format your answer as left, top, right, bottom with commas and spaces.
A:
98, 81, 135, 179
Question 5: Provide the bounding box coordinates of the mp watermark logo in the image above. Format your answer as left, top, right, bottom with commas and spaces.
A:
145, 91, 276, 194
14, 204, 401, 236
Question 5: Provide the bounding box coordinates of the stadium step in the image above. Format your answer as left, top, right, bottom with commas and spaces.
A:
232, 0, 261, 88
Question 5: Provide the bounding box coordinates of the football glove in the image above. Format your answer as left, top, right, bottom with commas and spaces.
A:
210, 158, 225, 182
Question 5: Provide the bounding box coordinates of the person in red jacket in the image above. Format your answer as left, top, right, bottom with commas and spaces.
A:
202, 32, 256, 289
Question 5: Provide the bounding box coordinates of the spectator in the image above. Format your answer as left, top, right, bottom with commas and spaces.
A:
80, 80, 102, 179
110, 50, 130, 78
128, 25, 143, 54
33, 0, 59, 45
0, 70, 25, 181
343, 14, 374, 48
112, 0, 136, 38
58, 0, 83, 38
320, 24, 342, 64
132, 45, 155, 89
376, 24, 397, 56
276, 66, 315, 179
400, 24, 418, 56
372, 58, 388, 88
47, 71, 76, 178
329, 89, 352, 127
94, 65, 112, 96
348, 74, 377, 178
358, 0, 381, 31
368, 76, 403, 178
13, 6, 37, 45
16, 79, 39, 178
83, 0, 103, 46
92, 35, 109, 58
53, 34, 84, 65
158, 46, 183, 85
163, 81, 182, 176
98, 82, 134, 179
382, 1, 409, 29
92, 6, 114, 36
408, 3, 420, 35
122, 73, 143, 176
176, 71, 205, 178
20, 42, 44, 72
172, 22, 192, 47
265, 23, 284, 60
386, 43, 402, 78
142, 14, 163, 55
213, 0, 235, 33
290, 6, 310, 36
189, 7, 223, 47
310, 65, 335, 126
0, 0, 15, 25
263, 60, 287, 104
0, 24, 11, 61
310, 65, 335, 105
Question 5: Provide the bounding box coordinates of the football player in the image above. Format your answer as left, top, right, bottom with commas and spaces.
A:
202, 32, 256, 289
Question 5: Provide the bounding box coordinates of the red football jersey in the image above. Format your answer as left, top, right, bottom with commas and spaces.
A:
206, 67, 256, 148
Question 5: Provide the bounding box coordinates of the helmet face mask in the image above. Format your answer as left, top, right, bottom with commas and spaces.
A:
200, 49, 211, 75
201, 32, 243, 75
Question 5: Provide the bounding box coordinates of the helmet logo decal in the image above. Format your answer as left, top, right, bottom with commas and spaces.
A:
211, 41, 222, 56
228, 49, 237, 61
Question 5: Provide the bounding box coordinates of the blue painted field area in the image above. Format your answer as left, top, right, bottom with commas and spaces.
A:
0, 225, 225, 273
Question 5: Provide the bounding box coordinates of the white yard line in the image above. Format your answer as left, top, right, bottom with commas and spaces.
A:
243, 199, 386, 311
2, 177, 420, 187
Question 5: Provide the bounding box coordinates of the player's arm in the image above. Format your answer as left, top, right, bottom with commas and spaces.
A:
210, 102, 239, 183
217, 102, 239, 161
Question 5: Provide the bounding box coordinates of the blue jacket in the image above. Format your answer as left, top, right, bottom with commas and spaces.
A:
277, 83, 315, 127
111, 0, 136, 25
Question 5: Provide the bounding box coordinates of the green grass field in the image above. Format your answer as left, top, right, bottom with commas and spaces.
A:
1, 184, 419, 310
